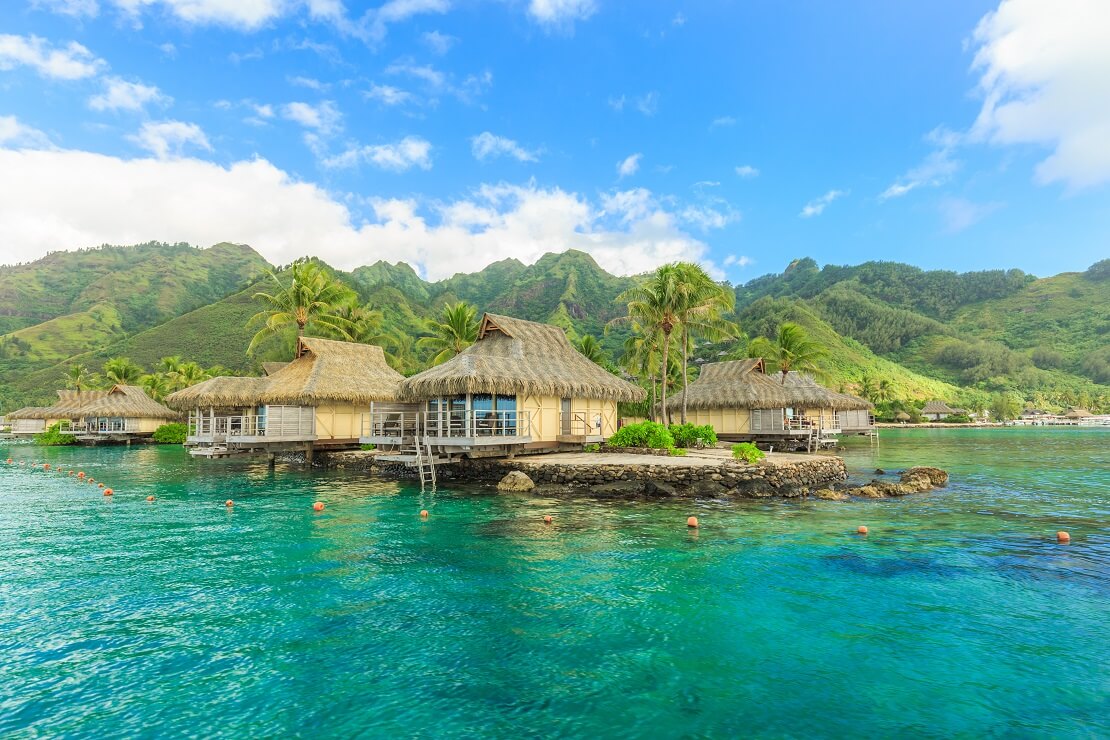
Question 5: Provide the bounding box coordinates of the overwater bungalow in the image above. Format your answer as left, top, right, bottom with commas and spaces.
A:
363, 313, 644, 467
666, 359, 873, 450
166, 336, 404, 459
3, 387, 177, 442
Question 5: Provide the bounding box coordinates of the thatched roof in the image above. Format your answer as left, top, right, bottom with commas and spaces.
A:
262, 362, 288, 376
922, 400, 959, 415
166, 337, 404, 409
399, 313, 645, 403
667, 360, 872, 411
5, 406, 55, 420
1066, 408, 1092, 418
80, 385, 178, 419
895, 411, 912, 421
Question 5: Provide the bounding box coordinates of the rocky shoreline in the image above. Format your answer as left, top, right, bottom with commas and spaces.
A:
315, 449, 948, 500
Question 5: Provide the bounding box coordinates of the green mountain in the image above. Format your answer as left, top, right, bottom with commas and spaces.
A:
1, 243, 1106, 413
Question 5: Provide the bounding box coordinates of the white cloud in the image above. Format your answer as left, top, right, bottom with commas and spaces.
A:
159, 42, 177, 57
364, 83, 414, 106
799, 189, 846, 218
384, 59, 491, 104
421, 30, 456, 55
672, 12, 686, 26
607, 94, 626, 111
710, 116, 736, 128
253, 103, 275, 118
880, 127, 960, 200
0, 146, 712, 280
0, 116, 54, 149
89, 77, 170, 112
360, 0, 450, 44
471, 132, 539, 163
127, 120, 211, 159
110, 0, 287, 30
723, 255, 752, 268
528, 0, 596, 30
288, 75, 329, 91
969, 0, 1110, 190
680, 204, 736, 231
617, 153, 641, 178
0, 34, 105, 80
734, 165, 759, 178
938, 197, 1003, 233
322, 136, 432, 171
32, 0, 99, 17
281, 100, 341, 134
636, 91, 659, 116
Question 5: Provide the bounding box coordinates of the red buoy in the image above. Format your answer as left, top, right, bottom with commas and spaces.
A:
77, 471, 85, 478
313, 501, 325, 511
687, 516, 699, 528
43, 464, 50, 470
1057, 531, 1070, 543
98, 483, 104, 488
103, 488, 113, 496
857, 525, 869, 535
543, 515, 553, 524
420, 509, 429, 518
146, 496, 155, 502
225, 500, 234, 507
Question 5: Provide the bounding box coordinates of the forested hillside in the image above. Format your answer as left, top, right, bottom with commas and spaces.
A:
1, 243, 1106, 412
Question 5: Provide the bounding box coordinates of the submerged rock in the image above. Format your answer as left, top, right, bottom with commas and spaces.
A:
902, 467, 949, 487
814, 488, 848, 501
497, 470, 535, 492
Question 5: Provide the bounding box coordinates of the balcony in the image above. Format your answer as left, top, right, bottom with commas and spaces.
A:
423, 409, 532, 445
76, 419, 142, 435
360, 411, 421, 446
187, 406, 316, 445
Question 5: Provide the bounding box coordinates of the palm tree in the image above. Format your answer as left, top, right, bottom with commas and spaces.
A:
140, 372, 172, 401
247, 262, 356, 355
174, 361, 211, 389
876, 378, 893, 403
383, 329, 418, 373
576, 335, 608, 365
750, 322, 827, 384
103, 357, 144, 385
418, 302, 479, 365
157, 356, 183, 375
672, 262, 738, 423
857, 374, 878, 402
65, 364, 94, 391
613, 264, 682, 423
331, 300, 386, 344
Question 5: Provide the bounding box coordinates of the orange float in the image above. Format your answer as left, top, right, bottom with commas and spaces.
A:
313, 502, 325, 511
43, 464, 50, 470
543, 515, 553, 524
420, 509, 429, 518
77, 471, 85, 478
146, 496, 155, 502
225, 500, 234, 507
1057, 531, 1070, 543
103, 488, 113, 496
687, 516, 699, 528
98, 483, 104, 488
857, 525, 869, 535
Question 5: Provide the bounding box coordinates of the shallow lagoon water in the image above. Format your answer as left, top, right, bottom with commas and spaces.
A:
1, 428, 1106, 737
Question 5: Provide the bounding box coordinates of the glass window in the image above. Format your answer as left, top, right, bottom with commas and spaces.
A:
494, 395, 516, 411
472, 394, 493, 412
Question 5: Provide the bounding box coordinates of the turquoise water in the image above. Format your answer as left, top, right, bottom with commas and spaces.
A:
1, 428, 1106, 737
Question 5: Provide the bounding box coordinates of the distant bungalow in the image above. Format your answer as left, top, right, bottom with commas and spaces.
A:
667, 359, 873, 450
363, 313, 644, 467
166, 337, 404, 460
6, 386, 177, 442
921, 400, 963, 421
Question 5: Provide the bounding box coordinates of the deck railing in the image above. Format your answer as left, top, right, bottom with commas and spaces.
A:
82, 418, 141, 434
188, 406, 315, 440
361, 411, 421, 439
561, 412, 603, 437
424, 409, 532, 439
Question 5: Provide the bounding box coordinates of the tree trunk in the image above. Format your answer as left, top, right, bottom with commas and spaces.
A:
651, 377, 657, 423
660, 329, 671, 426
680, 327, 689, 424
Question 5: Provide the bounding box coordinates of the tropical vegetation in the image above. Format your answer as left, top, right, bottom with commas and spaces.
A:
34, 422, 77, 446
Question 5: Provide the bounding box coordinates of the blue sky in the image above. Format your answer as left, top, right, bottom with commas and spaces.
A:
1, 0, 1107, 281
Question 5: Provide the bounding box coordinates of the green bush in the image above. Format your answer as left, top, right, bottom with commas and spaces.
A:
669, 447, 687, 457
940, 413, 972, 424
731, 442, 765, 464
608, 421, 675, 450
34, 422, 77, 446
152, 422, 187, 444
360, 443, 376, 451
668, 423, 718, 448
583, 443, 601, 453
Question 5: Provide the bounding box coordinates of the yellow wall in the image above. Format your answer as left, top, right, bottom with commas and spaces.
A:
314, 404, 369, 440
569, 398, 619, 437
520, 394, 560, 442
684, 408, 752, 435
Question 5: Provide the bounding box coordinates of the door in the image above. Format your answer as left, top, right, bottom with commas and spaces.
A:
561, 398, 572, 435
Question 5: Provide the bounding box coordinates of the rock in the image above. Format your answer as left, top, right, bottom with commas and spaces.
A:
645, 479, 679, 497
497, 470, 535, 492
591, 481, 645, 497
814, 488, 848, 501
874, 468, 886, 475
902, 467, 948, 487
854, 484, 885, 498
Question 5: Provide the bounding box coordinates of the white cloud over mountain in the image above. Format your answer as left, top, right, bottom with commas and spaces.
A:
0, 143, 714, 279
